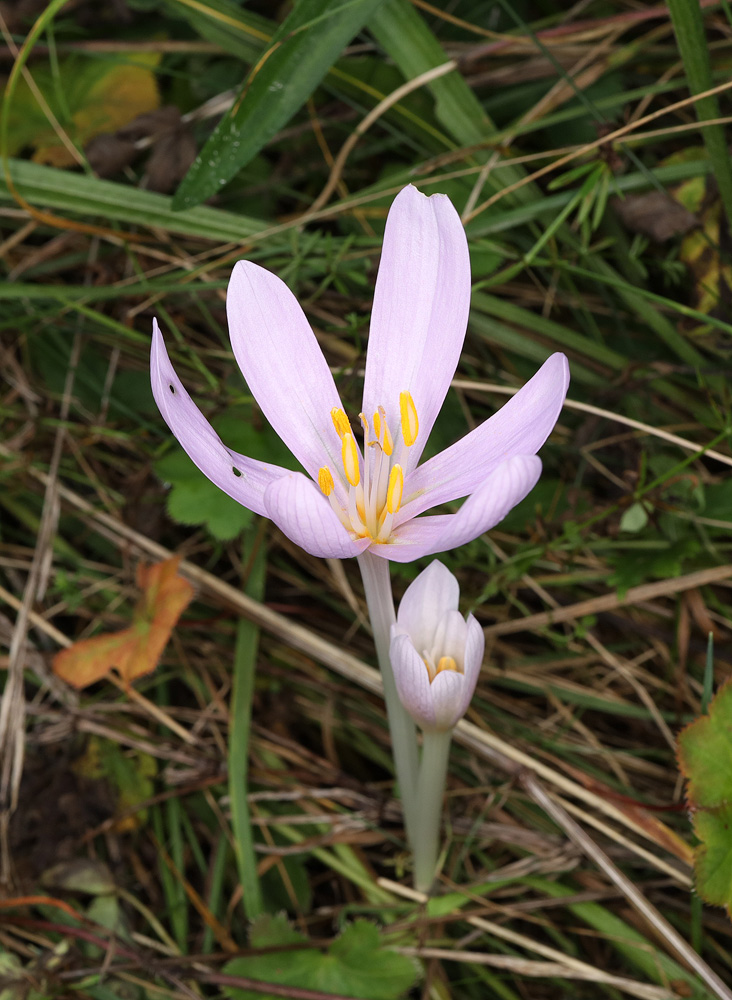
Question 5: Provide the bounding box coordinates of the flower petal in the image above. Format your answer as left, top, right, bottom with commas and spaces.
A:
453, 614, 484, 720
151, 320, 283, 517
379, 455, 542, 562
396, 560, 459, 656
362, 185, 471, 472
430, 670, 467, 731
400, 353, 569, 519
433, 609, 467, 665
389, 631, 436, 730
227, 260, 345, 480
264, 472, 370, 559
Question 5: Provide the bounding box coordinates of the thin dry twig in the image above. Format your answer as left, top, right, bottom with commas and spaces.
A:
521, 774, 732, 1000
380, 878, 678, 1000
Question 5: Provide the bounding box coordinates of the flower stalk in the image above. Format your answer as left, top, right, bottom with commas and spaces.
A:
413, 727, 453, 893
357, 551, 419, 842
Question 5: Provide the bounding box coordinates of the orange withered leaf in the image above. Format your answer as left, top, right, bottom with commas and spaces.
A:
53, 557, 193, 688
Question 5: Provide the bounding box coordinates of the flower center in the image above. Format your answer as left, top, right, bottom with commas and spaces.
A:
423, 654, 459, 684
317, 391, 419, 543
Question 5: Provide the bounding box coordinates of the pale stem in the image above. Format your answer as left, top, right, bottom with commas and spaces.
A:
413, 727, 453, 894
357, 551, 419, 843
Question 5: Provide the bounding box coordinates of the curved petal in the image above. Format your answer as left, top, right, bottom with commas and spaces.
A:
227, 261, 345, 480
430, 670, 467, 731
396, 561, 459, 655
264, 473, 370, 559
433, 609, 467, 665
377, 455, 542, 562
362, 186, 471, 472
400, 353, 569, 519
151, 320, 284, 517
453, 614, 484, 720
389, 631, 436, 730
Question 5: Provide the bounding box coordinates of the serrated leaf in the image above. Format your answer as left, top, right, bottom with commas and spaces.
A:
173, 0, 385, 208
679, 680, 732, 911
678, 679, 732, 807
222, 917, 416, 1000
692, 804, 732, 907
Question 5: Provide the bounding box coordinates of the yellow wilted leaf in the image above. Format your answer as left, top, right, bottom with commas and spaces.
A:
3, 52, 160, 167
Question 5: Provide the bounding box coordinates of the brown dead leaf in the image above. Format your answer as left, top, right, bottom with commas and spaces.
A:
613, 190, 698, 243
53, 557, 193, 689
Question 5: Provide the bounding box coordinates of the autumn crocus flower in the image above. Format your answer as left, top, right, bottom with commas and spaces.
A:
151, 185, 569, 562
390, 561, 483, 732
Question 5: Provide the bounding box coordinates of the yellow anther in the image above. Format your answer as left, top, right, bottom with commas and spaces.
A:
331, 407, 351, 439
342, 432, 360, 487
381, 419, 394, 457
372, 409, 381, 440
436, 655, 459, 676
399, 391, 419, 447
386, 463, 404, 514
359, 412, 369, 438
318, 466, 334, 496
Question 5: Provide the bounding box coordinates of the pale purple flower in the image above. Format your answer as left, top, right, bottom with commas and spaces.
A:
390, 561, 483, 731
151, 185, 569, 562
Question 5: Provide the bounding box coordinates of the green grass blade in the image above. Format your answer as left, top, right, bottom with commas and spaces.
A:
0, 159, 265, 242
667, 0, 732, 224
229, 529, 266, 920
173, 0, 385, 209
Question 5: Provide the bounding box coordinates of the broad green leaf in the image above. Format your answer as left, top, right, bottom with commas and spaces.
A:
222, 916, 416, 1000
173, 0, 386, 209
692, 804, 732, 908
678, 680, 732, 807
155, 408, 297, 540
678, 681, 732, 912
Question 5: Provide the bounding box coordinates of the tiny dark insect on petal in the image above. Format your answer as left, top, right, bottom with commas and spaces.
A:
169, 384, 176, 393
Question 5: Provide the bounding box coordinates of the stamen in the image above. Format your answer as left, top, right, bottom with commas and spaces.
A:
386, 464, 403, 514
378, 406, 393, 456
436, 656, 459, 676
318, 467, 334, 496
372, 409, 381, 440
331, 407, 351, 439
399, 391, 419, 446
359, 412, 369, 438
342, 432, 360, 487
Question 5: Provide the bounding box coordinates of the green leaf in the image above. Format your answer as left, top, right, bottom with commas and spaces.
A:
619, 502, 649, 533
0, 159, 264, 243
173, 0, 385, 209
162, 0, 271, 62
155, 408, 297, 541
222, 916, 417, 1000
679, 680, 732, 911
692, 804, 732, 908
678, 680, 732, 807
